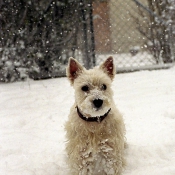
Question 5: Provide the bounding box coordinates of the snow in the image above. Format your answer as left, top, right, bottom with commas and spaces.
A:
1, 67, 175, 175
97, 52, 156, 68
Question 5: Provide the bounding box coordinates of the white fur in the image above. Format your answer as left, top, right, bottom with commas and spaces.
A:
65, 57, 126, 175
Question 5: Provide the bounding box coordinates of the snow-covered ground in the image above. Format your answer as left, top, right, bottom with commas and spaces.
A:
97, 52, 156, 68
1, 67, 175, 175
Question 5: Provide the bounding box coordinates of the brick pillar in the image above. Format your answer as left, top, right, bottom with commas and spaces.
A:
93, 1, 111, 53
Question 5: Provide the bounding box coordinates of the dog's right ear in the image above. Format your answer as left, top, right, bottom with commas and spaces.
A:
66, 57, 84, 84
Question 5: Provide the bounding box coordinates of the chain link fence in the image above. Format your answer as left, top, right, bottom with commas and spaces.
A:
0, 0, 175, 82
94, 0, 175, 72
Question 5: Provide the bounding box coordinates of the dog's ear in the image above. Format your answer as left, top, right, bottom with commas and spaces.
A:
66, 57, 84, 84
99, 56, 116, 80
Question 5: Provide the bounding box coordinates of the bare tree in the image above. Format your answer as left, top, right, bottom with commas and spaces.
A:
132, 0, 175, 63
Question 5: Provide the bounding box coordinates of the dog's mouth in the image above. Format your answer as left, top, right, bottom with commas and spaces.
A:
76, 106, 111, 123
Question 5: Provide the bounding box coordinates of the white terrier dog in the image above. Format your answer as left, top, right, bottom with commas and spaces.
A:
65, 57, 125, 175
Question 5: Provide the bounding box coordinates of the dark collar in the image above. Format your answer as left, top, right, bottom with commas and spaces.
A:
76, 106, 111, 123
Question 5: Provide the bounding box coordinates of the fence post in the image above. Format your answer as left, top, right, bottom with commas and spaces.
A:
80, 0, 90, 69
89, 0, 96, 67
169, 25, 175, 62
80, 0, 96, 69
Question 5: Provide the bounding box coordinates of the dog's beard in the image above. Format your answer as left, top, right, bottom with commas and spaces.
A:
78, 95, 111, 117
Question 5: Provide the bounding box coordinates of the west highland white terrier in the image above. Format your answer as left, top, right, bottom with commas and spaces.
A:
65, 57, 125, 175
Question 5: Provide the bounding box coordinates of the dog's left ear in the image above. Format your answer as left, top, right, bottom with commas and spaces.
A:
99, 56, 116, 80
66, 57, 84, 84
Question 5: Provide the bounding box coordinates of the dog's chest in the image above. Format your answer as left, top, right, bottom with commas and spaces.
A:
80, 133, 115, 174
80, 144, 115, 175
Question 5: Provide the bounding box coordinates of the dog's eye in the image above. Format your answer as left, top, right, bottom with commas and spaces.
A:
81, 85, 89, 92
101, 84, 107, 90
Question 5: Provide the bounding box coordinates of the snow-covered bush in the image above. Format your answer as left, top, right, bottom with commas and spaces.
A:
0, 0, 80, 82
0, 47, 40, 82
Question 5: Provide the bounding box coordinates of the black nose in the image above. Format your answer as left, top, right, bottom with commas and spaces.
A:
93, 99, 103, 108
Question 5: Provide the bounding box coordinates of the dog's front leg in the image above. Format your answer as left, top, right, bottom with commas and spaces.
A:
78, 145, 95, 175
67, 142, 94, 175
99, 140, 123, 175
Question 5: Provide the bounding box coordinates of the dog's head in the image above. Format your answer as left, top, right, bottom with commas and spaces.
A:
66, 57, 116, 117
